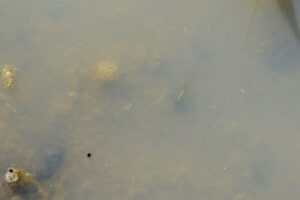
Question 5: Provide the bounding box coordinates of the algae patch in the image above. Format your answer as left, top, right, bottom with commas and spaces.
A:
95, 61, 119, 82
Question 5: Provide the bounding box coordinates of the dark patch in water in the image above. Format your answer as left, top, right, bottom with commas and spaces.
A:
36, 147, 65, 181
277, 0, 300, 42
10, 182, 42, 200
262, 39, 300, 72
251, 161, 269, 187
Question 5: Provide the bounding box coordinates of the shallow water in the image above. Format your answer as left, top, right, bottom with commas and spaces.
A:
1, 0, 300, 199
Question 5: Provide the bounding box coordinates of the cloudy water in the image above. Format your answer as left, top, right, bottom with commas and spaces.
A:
0, 0, 300, 199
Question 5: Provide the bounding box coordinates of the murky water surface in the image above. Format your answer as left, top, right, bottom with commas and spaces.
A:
1, 0, 300, 199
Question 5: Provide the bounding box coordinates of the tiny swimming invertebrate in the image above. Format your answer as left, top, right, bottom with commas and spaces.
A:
87, 153, 92, 158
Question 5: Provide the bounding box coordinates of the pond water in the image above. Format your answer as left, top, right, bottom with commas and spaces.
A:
0, 0, 300, 199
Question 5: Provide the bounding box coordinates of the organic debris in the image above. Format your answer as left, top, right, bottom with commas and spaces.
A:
4, 166, 48, 200
176, 75, 191, 103
1, 65, 14, 88
5, 167, 22, 186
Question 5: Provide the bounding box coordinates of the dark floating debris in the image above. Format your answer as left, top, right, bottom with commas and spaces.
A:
87, 153, 92, 158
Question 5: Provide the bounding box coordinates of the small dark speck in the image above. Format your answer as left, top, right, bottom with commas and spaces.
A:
87, 153, 92, 158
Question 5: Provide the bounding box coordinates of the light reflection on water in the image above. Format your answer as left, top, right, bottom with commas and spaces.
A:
0, 0, 300, 199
